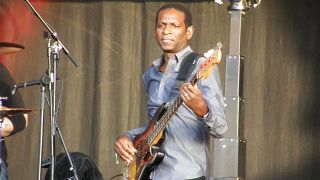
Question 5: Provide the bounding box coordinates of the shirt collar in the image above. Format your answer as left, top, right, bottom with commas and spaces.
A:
152, 46, 193, 68
175, 46, 193, 62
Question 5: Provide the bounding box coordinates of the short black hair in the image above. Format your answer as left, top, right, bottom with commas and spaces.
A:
155, 3, 193, 28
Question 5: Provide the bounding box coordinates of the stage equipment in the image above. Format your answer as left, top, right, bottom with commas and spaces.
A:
228, 0, 261, 11
0, 106, 35, 118
0, 42, 25, 55
44, 152, 104, 180
215, 0, 261, 9
212, 1, 261, 180
20, 1, 79, 180
0, 97, 35, 174
11, 74, 51, 95
0, 97, 7, 174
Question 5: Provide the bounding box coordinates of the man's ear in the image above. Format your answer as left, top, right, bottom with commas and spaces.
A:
186, 26, 194, 40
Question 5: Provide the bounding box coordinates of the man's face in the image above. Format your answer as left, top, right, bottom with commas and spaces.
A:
155, 8, 193, 54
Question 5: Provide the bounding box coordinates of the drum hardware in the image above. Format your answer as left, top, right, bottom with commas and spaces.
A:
0, 97, 35, 174
0, 42, 24, 55
0, 106, 35, 118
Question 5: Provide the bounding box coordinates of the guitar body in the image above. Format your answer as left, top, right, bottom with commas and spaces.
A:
128, 104, 166, 180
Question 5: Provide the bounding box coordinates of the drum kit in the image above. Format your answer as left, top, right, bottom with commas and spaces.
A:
0, 42, 35, 119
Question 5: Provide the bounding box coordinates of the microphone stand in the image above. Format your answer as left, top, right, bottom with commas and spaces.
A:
23, 0, 78, 68
21, 1, 79, 180
37, 80, 48, 180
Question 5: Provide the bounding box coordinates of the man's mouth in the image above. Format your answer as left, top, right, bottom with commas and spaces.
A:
161, 39, 173, 43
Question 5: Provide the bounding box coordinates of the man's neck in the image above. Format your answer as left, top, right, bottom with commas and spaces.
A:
162, 46, 189, 62
159, 53, 171, 72
162, 52, 175, 63
160, 46, 190, 72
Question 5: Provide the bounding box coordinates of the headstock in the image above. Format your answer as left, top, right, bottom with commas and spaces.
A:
197, 42, 223, 80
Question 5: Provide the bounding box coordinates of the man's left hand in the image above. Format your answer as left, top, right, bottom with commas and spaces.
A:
180, 82, 208, 117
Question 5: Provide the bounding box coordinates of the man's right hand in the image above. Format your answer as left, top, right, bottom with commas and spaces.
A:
114, 134, 137, 163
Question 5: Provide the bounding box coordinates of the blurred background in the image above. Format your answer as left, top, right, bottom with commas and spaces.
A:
0, 0, 319, 179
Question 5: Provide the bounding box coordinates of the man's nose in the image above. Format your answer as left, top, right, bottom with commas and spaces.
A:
163, 25, 172, 34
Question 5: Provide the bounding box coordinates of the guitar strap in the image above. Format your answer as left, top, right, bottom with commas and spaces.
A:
171, 52, 202, 93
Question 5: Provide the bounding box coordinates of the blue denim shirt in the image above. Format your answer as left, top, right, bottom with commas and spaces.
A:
126, 46, 227, 180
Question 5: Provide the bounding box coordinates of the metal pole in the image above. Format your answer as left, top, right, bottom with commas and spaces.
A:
212, 0, 261, 179
49, 37, 61, 180
37, 86, 46, 180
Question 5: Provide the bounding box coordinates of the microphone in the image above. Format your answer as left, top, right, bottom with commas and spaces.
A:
11, 74, 51, 95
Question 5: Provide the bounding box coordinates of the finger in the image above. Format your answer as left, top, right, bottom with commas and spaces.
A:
184, 92, 191, 100
180, 85, 187, 96
182, 84, 190, 94
187, 84, 202, 96
187, 82, 196, 90
125, 143, 137, 155
118, 148, 133, 163
120, 152, 133, 163
117, 137, 136, 154
115, 143, 134, 162
181, 85, 195, 99
181, 84, 194, 101
193, 83, 199, 90
128, 144, 137, 154
184, 83, 197, 93
180, 91, 187, 101
181, 82, 191, 90
123, 144, 135, 157
181, 92, 191, 102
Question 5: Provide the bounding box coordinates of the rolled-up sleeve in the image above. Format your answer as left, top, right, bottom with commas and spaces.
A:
197, 65, 228, 137
125, 125, 148, 141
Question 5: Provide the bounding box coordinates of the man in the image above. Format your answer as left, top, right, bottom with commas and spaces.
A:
0, 80, 28, 180
114, 3, 227, 180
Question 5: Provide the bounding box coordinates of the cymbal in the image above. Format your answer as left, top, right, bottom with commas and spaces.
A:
0, 106, 35, 118
0, 42, 25, 55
